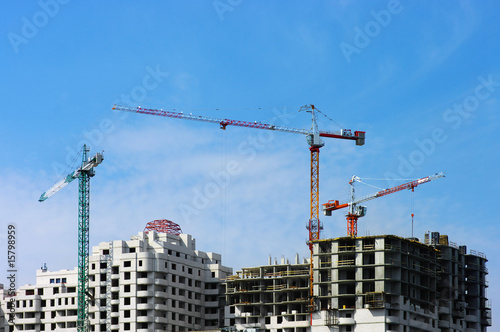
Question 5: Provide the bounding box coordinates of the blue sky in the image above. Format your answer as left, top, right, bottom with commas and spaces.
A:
1, 0, 499, 325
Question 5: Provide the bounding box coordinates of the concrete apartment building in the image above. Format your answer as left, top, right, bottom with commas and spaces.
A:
226, 233, 490, 332
0, 221, 232, 332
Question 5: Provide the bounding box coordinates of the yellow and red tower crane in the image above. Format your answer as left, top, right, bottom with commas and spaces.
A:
322, 172, 445, 237
113, 104, 365, 313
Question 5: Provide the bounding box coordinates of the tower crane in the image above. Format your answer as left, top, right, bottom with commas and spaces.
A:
322, 172, 444, 237
39, 145, 103, 332
113, 104, 365, 313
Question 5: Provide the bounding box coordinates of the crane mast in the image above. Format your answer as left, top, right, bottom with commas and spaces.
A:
323, 172, 445, 237
39, 145, 103, 332
113, 104, 365, 315
303, 105, 325, 314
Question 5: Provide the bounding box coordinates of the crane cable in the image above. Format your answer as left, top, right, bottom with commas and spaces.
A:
44, 146, 83, 204
56, 146, 82, 183
221, 129, 227, 258
153, 106, 301, 112
355, 178, 385, 191
313, 107, 346, 130
411, 188, 415, 238
263, 108, 303, 125
356, 176, 418, 237
356, 177, 419, 181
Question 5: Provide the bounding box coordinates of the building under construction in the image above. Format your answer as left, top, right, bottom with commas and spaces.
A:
225, 232, 491, 332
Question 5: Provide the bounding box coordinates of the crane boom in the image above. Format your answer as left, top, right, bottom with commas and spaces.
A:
353, 172, 445, 206
39, 172, 78, 202
112, 105, 366, 145
39, 152, 103, 202
323, 172, 445, 212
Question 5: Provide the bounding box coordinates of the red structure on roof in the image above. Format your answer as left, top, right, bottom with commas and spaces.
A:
144, 219, 182, 236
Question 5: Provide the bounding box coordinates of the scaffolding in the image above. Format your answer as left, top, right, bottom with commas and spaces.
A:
365, 291, 384, 308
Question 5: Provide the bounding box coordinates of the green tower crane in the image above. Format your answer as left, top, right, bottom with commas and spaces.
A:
39, 145, 103, 331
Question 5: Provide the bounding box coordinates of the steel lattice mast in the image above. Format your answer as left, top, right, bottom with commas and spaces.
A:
77, 147, 90, 331
113, 104, 365, 315
39, 145, 103, 332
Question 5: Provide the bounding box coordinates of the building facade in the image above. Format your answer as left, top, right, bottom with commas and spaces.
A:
1, 228, 232, 331
226, 234, 490, 332
428, 232, 491, 331
225, 256, 311, 332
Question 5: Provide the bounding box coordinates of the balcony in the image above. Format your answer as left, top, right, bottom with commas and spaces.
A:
465, 314, 479, 322
337, 317, 355, 325
137, 303, 154, 310
438, 304, 450, 314
154, 304, 169, 311
137, 277, 154, 285
154, 278, 169, 286
385, 315, 401, 324
337, 259, 355, 267
438, 320, 450, 328
155, 291, 168, 298
18, 317, 40, 325
154, 316, 169, 324
137, 315, 153, 323
137, 290, 154, 297
408, 317, 432, 330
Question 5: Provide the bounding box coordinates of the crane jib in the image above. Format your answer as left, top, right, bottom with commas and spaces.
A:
372, 180, 422, 199
219, 120, 272, 130
323, 172, 444, 211
117, 105, 313, 135
374, 175, 440, 198
114, 105, 369, 141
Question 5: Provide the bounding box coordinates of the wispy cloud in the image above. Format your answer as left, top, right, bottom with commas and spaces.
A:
4, 121, 315, 284
411, 2, 479, 80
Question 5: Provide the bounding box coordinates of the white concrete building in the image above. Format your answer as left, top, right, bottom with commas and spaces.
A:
0, 225, 232, 332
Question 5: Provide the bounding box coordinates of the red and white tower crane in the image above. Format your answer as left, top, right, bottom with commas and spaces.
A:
323, 172, 445, 237
113, 104, 365, 312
